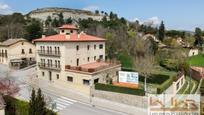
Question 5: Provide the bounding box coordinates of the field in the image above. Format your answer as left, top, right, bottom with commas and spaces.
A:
188, 54, 204, 67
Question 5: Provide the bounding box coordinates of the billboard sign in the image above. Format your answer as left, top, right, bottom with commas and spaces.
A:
118, 71, 139, 84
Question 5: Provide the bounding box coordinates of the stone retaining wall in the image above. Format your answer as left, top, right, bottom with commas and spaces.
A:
93, 90, 148, 108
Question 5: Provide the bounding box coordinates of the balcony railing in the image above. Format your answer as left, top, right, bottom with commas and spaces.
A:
38, 62, 61, 71
38, 50, 61, 57
0, 53, 8, 58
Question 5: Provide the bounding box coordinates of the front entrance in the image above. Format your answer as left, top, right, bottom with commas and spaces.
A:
49, 71, 52, 81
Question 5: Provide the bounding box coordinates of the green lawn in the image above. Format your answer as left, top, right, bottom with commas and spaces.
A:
188, 54, 204, 67
177, 76, 199, 94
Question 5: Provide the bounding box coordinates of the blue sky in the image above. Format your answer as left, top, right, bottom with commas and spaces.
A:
0, 0, 203, 31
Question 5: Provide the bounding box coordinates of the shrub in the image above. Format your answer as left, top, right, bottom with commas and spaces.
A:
157, 76, 174, 94
140, 74, 170, 84
95, 83, 145, 96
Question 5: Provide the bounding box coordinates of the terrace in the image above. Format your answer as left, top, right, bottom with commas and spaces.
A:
65, 60, 121, 74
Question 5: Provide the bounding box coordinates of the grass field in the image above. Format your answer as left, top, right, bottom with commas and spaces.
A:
188, 54, 204, 67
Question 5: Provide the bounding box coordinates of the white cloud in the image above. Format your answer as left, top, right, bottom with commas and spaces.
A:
0, 3, 12, 14
82, 5, 99, 12
143, 16, 161, 27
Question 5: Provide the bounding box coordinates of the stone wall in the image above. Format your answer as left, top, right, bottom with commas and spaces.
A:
93, 90, 148, 108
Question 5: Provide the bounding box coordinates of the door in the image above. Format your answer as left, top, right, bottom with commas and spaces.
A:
49, 71, 52, 81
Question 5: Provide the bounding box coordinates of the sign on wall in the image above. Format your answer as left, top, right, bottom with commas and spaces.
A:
118, 71, 139, 84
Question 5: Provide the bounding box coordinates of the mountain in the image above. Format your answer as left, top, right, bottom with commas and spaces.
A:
27, 7, 104, 22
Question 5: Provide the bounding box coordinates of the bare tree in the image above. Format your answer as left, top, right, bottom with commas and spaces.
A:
0, 78, 20, 96
133, 38, 155, 94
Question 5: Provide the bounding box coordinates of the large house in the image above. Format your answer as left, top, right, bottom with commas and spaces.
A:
33, 24, 121, 95
0, 38, 36, 69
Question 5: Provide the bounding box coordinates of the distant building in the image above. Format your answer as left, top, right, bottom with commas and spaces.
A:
0, 95, 5, 115
33, 24, 121, 95
0, 38, 36, 69
189, 48, 199, 57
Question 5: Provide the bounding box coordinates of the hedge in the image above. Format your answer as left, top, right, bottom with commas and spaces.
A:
140, 74, 170, 84
95, 83, 145, 96
200, 80, 204, 95
157, 76, 174, 94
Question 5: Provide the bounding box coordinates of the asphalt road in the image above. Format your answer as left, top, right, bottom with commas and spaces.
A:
0, 65, 128, 115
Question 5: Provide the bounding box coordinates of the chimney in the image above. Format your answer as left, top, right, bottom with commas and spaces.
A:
66, 33, 70, 39
42, 35, 46, 38
78, 31, 85, 39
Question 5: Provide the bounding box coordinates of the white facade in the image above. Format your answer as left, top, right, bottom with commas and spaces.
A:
35, 25, 120, 95
0, 39, 36, 67
189, 49, 199, 57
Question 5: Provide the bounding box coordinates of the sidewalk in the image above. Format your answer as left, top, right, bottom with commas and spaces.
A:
29, 78, 147, 115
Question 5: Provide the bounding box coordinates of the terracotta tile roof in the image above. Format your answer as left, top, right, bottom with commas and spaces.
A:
33, 33, 105, 42
0, 38, 27, 46
58, 24, 78, 30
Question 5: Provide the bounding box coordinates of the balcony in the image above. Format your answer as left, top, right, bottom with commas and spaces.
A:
0, 53, 8, 58
38, 50, 61, 57
38, 62, 61, 71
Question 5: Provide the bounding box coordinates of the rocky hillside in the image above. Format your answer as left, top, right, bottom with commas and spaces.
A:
27, 7, 103, 21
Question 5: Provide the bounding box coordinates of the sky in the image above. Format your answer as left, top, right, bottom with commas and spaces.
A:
0, 0, 203, 31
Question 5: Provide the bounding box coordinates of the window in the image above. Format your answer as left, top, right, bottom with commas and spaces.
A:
87, 57, 90, 62
61, 30, 64, 33
87, 45, 90, 50
55, 60, 57, 68
83, 79, 90, 85
94, 45, 96, 50
71, 30, 73, 33
77, 58, 79, 66
22, 42, 24, 45
29, 48, 32, 54
5, 50, 7, 58
99, 44, 103, 49
94, 56, 96, 60
67, 76, 73, 82
22, 49, 25, 54
76, 45, 79, 51
99, 55, 103, 60
58, 61, 60, 68
56, 74, 59, 79
42, 72, 44, 76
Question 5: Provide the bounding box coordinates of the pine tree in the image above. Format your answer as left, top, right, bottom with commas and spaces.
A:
158, 21, 165, 42
29, 89, 36, 115
58, 12, 64, 26
36, 88, 46, 115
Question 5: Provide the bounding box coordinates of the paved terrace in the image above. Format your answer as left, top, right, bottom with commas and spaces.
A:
65, 61, 121, 74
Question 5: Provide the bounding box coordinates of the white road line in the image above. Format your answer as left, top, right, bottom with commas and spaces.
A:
56, 106, 63, 110
56, 103, 66, 108
53, 109, 58, 112
57, 98, 74, 104
54, 100, 70, 106
60, 96, 77, 103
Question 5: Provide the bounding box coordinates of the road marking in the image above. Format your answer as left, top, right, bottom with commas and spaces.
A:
54, 100, 71, 106
60, 96, 77, 103
57, 98, 74, 104
52, 96, 76, 112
